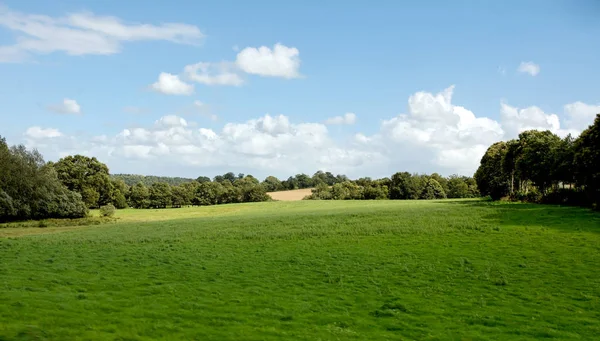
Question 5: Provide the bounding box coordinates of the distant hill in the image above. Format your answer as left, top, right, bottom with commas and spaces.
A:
111, 174, 196, 186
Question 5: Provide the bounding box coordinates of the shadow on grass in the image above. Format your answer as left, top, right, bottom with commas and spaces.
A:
437, 199, 600, 234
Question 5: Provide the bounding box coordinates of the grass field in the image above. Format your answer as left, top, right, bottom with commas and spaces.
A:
1, 200, 599, 340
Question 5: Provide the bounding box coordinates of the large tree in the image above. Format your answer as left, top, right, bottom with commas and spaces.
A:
475, 141, 510, 200
0, 137, 87, 221
574, 114, 600, 208
514, 130, 562, 194
53, 155, 114, 208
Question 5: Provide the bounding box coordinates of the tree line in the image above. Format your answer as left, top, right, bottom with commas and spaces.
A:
1, 133, 480, 223
475, 114, 600, 209
110, 174, 195, 187
304, 172, 479, 200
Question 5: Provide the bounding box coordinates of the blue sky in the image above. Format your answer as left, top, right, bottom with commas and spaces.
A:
1, 0, 599, 179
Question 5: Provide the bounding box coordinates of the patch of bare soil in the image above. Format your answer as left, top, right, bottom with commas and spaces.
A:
267, 188, 313, 201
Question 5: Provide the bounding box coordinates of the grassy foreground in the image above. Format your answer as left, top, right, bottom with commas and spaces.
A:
1, 200, 599, 340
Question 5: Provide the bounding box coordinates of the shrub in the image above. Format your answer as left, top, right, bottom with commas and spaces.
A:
99, 203, 116, 217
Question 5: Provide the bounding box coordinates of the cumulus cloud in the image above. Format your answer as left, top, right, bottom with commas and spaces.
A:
500, 103, 561, 138
325, 113, 356, 125
150, 72, 194, 95
563, 101, 600, 131
25, 126, 62, 139
183, 62, 244, 86
22, 86, 600, 179
0, 7, 203, 62
47, 98, 81, 114
236, 43, 301, 78
518, 61, 540, 76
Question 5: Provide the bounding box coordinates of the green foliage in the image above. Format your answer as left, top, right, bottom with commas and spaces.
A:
111, 174, 195, 186
420, 178, 447, 199
53, 155, 114, 208
195, 182, 223, 205
261, 176, 283, 192
574, 114, 600, 208
99, 203, 116, 217
1, 201, 599, 340
112, 190, 128, 209
128, 182, 150, 209
475, 142, 510, 200
0, 137, 88, 222
149, 182, 172, 208
477, 114, 599, 208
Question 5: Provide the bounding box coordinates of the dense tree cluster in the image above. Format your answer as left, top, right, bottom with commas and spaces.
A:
0, 137, 88, 222
304, 172, 478, 200
110, 174, 195, 186
475, 114, 600, 209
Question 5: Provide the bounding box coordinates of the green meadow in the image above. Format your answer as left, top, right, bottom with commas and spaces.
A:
1, 200, 599, 340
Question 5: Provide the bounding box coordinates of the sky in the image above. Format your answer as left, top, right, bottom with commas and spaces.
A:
1, 0, 599, 180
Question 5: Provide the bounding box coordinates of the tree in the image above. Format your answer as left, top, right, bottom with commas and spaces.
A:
235, 176, 269, 202
447, 175, 469, 198
53, 155, 114, 208
149, 182, 172, 208
223, 172, 237, 183
196, 176, 211, 184
128, 182, 150, 209
111, 179, 129, 209
295, 174, 313, 189
0, 137, 87, 221
363, 181, 389, 200
475, 142, 510, 200
306, 182, 333, 200
261, 176, 283, 192
514, 130, 562, 194
282, 176, 299, 190
195, 182, 223, 205
429, 173, 449, 195
389, 172, 411, 199
420, 178, 447, 199
574, 114, 600, 208
171, 185, 189, 208
219, 181, 240, 204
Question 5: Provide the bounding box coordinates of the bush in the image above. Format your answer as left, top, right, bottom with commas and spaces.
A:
99, 204, 116, 217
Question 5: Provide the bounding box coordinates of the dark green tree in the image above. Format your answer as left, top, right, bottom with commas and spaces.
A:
574, 114, 600, 208
149, 182, 172, 208
53, 155, 114, 208
475, 141, 510, 200
128, 182, 150, 209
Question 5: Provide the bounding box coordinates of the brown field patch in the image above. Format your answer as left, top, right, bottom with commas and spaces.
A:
267, 188, 313, 201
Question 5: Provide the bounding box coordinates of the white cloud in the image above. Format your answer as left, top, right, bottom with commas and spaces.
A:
47, 98, 81, 114
500, 103, 560, 138
235, 43, 301, 78
183, 62, 244, 86
366, 85, 505, 175
150, 72, 194, 95
0, 7, 203, 62
25, 126, 62, 139
155, 115, 188, 128
563, 101, 600, 131
325, 113, 356, 125
518, 61, 540, 76
22, 86, 600, 179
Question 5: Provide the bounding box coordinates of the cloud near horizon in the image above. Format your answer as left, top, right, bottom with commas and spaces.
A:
21, 86, 598, 180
